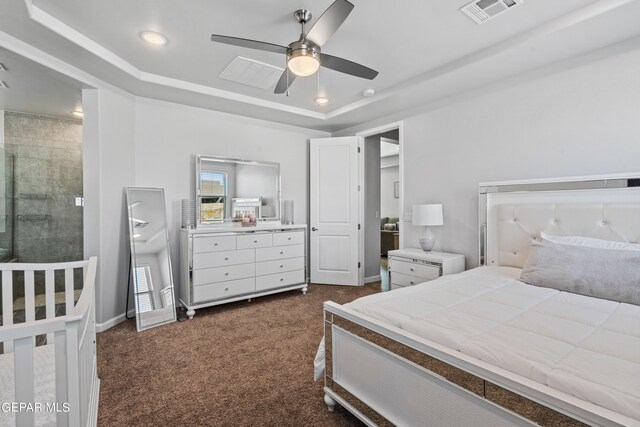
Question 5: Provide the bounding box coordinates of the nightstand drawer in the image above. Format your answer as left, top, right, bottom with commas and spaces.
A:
391, 272, 429, 287
391, 259, 440, 280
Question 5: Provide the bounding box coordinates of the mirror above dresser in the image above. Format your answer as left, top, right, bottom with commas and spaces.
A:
197, 155, 280, 226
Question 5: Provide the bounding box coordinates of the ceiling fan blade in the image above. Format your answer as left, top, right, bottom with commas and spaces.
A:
274, 69, 296, 94
320, 53, 378, 80
211, 34, 287, 54
305, 0, 354, 47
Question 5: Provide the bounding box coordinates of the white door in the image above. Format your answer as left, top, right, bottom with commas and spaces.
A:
310, 137, 361, 285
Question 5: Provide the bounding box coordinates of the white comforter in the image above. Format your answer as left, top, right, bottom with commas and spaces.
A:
317, 266, 640, 422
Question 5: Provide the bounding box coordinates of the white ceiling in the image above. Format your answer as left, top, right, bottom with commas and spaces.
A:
0, 0, 639, 131
0, 46, 86, 120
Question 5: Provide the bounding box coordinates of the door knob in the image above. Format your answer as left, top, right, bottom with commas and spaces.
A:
312, 227, 318, 231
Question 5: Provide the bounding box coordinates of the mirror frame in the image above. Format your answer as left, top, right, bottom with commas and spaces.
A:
196, 154, 281, 227
125, 186, 177, 332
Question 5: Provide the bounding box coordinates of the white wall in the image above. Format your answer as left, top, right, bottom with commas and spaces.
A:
336, 43, 640, 268
134, 98, 329, 298
381, 156, 399, 219
83, 88, 136, 327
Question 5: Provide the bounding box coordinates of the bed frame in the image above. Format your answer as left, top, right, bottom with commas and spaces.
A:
323, 173, 640, 426
0, 257, 99, 427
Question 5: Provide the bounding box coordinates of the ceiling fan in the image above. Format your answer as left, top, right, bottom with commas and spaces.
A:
210, 0, 378, 94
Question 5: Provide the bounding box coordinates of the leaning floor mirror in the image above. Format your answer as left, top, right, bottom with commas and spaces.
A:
126, 187, 177, 331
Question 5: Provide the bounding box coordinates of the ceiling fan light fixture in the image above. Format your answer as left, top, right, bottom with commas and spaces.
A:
287, 43, 320, 77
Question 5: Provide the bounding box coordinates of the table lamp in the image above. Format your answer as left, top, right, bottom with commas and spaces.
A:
412, 204, 443, 251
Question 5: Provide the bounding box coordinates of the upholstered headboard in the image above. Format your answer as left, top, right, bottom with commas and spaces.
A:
479, 175, 640, 268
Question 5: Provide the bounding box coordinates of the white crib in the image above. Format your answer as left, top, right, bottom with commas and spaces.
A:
0, 257, 99, 427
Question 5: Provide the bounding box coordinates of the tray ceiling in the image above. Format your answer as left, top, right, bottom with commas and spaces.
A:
0, 0, 639, 131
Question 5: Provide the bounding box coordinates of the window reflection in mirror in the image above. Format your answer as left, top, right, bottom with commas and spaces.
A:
200, 171, 227, 221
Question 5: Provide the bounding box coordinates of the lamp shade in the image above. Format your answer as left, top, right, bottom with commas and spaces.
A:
412, 204, 443, 226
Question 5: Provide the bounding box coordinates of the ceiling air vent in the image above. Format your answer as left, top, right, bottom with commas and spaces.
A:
219, 56, 284, 90
461, 0, 523, 24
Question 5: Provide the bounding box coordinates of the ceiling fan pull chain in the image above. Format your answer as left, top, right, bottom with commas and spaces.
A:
316, 68, 320, 106
285, 55, 290, 97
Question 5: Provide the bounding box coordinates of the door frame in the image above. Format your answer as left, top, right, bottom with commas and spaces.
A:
356, 121, 404, 285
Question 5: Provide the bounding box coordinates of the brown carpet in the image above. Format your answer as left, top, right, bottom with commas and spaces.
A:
97, 283, 379, 426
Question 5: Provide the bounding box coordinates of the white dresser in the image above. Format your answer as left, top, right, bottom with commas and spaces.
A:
180, 224, 307, 318
388, 249, 464, 290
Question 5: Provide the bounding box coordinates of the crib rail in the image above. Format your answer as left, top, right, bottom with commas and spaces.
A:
0, 257, 99, 427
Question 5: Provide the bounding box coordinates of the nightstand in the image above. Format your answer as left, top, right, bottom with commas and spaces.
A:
387, 249, 465, 290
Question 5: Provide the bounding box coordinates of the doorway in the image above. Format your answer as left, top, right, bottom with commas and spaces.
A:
357, 123, 402, 292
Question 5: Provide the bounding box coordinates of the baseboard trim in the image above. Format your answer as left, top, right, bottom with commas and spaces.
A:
96, 309, 135, 333
365, 275, 381, 284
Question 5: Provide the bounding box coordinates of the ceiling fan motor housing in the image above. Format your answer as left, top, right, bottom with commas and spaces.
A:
287, 41, 321, 76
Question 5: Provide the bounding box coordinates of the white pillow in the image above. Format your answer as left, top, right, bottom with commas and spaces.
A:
540, 232, 640, 252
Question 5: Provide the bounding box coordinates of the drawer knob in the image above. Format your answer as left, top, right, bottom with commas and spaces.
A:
288, 237, 292, 240
214, 243, 218, 246
280, 278, 284, 282
280, 251, 284, 255
410, 268, 414, 272
410, 281, 415, 285
224, 257, 229, 261
254, 240, 258, 243
225, 287, 229, 291
225, 272, 229, 276
280, 265, 284, 268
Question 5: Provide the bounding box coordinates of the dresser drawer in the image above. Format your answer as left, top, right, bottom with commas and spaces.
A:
193, 278, 255, 303
255, 270, 305, 292
237, 233, 273, 249
256, 257, 304, 276
391, 272, 429, 287
273, 231, 304, 246
390, 259, 440, 280
192, 263, 255, 286
193, 249, 255, 269
193, 235, 236, 253
256, 244, 304, 262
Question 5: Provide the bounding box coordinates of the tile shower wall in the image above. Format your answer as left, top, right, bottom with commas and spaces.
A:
4, 112, 83, 262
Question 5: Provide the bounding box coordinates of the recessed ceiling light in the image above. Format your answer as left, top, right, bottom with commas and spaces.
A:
71, 110, 84, 118
363, 88, 375, 97
139, 31, 168, 46
315, 97, 330, 105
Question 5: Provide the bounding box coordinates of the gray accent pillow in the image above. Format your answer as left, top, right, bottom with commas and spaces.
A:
520, 242, 640, 305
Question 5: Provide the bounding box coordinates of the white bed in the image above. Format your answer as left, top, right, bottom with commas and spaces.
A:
318, 173, 640, 427
0, 258, 99, 427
